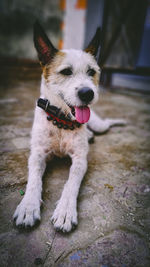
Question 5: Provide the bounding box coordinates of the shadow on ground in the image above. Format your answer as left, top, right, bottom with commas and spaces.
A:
0, 62, 150, 267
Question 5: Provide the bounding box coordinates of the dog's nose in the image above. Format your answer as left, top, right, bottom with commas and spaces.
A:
78, 87, 94, 103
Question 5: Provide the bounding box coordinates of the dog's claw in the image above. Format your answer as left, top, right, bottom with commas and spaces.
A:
51, 201, 78, 233
13, 197, 41, 228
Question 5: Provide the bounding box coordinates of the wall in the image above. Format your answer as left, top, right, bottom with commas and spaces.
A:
0, 0, 63, 59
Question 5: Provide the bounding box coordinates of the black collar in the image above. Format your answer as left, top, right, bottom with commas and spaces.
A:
37, 98, 81, 130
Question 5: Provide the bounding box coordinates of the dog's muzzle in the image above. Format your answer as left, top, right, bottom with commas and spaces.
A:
78, 87, 94, 104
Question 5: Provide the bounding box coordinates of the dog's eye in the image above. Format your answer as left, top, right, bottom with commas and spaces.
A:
87, 68, 96, 76
60, 68, 73, 76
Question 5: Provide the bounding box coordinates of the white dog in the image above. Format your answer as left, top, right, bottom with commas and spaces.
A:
13, 22, 125, 232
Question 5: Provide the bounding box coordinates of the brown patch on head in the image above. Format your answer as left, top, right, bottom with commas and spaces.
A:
93, 72, 100, 87
43, 51, 66, 81
85, 46, 97, 56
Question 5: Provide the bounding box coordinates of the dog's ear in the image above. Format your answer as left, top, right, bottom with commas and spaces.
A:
33, 21, 58, 65
85, 27, 101, 57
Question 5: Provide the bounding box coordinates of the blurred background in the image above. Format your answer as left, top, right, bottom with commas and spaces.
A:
1, 2, 150, 266
0, 0, 150, 93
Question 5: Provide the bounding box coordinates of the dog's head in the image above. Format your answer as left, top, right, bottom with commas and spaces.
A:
34, 21, 101, 123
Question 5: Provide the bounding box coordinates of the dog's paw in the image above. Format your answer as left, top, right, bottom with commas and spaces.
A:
13, 196, 41, 228
51, 199, 78, 233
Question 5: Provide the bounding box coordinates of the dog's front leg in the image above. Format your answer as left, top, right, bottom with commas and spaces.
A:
13, 151, 46, 227
51, 154, 88, 232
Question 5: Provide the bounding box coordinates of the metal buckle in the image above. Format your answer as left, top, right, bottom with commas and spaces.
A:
45, 99, 49, 111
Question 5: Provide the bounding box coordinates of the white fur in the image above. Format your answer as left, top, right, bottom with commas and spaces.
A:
13, 49, 125, 232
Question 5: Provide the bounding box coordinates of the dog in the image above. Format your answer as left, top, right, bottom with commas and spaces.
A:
13, 22, 125, 232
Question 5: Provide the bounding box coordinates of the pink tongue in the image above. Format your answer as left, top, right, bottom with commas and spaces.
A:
75, 106, 90, 124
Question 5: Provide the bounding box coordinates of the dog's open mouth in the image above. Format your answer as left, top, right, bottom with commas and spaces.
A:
71, 106, 90, 124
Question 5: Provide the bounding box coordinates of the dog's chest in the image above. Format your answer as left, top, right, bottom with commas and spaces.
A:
45, 123, 88, 158
46, 126, 76, 156
34, 109, 88, 157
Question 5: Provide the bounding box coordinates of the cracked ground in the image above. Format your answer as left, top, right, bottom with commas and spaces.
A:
0, 62, 150, 267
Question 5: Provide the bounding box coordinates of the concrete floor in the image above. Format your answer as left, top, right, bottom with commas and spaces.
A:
0, 64, 150, 267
